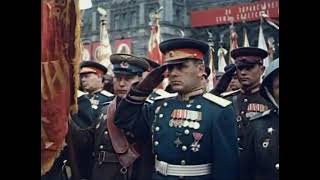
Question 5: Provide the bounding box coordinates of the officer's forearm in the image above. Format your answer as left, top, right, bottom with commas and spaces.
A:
114, 97, 150, 140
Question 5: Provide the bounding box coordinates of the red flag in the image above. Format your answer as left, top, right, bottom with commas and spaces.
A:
148, 15, 163, 65
41, 0, 81, 175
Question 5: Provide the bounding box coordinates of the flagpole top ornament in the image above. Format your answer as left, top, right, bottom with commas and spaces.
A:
149, 7, 163, 25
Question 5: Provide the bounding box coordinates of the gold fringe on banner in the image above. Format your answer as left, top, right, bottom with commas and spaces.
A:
70, 0, 81, 115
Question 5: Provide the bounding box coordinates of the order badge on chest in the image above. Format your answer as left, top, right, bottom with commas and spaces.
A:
169, 109, 204, 152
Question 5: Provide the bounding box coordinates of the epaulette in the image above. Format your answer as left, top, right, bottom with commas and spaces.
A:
220, 89, 241, 97
153, 89, 178, 101
145, 98, 154, 104
77, 90, 88, 98
203, 93, 232, 107
249, 109, 272, 121
100, 90, 114, 97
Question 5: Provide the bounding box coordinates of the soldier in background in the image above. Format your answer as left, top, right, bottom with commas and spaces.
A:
71, 54, 153, 180
80, 61, 114, 123
221, 47, 273, 178
240, 58, 279, 180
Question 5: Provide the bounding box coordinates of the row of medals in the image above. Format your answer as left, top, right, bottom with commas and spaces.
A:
169, 109, 202, 130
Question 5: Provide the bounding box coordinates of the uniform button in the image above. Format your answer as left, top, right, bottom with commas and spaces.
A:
154, 141, 159, 146
181, 160, 186, 165
99, 145, 104, 149
104, 131, 108, 135
268, 127, 274, 134
275, 163, 279, 170
196, 105, 201, 109
236, 116, 242, 122
244, 99, 248, 102
237, 138, 240, 141
182, 145, 187, 151
240, 111, 245, 115
184, 129, 190, 135
186, 104, 192, 108
155, 127, 160, 131
159, 114, 164, 118
163, 102, 168, 107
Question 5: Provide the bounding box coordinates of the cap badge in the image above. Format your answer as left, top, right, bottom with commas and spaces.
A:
169, 51, 175, 57
120, 61, 129, 68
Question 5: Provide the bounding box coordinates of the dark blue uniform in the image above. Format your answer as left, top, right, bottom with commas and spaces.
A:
72, 90, 93, 128
240, 109, 279, 180
87, 90, 114, 123
222, 89, 273, 152
115, 90, 240, 180
225, 47, 274, 179
114, 38, 239, 180
240, 58, 279, 180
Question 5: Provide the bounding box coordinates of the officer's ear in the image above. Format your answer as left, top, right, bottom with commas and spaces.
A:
197, 63, 205, 78
259, 65, 266, 75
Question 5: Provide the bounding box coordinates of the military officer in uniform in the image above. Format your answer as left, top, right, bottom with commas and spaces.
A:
114, 38, 239, 180
80, 61, 114, 124
71, 54, 153, 180
220, 47, 273, 178
240, 58, 279, 180
77, 61, 115, 179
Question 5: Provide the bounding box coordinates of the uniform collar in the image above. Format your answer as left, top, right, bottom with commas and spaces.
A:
178, 88, 204, 101
88, 88, 103, 96
241, 84, 260, 95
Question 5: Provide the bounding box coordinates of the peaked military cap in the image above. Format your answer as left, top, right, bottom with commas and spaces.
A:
231, 47, 268, 66
80, 61, 108, 76
142, 57, 160, 70
110, 53, 149, 76
159, 38, 210, 65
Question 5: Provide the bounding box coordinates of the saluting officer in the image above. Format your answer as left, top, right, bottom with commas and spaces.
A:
114, 38, 239, 180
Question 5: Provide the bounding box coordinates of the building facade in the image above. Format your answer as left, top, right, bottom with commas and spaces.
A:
81, 0, 279, 64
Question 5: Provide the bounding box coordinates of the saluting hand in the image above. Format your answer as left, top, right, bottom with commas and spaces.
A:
136, 65, 167, 92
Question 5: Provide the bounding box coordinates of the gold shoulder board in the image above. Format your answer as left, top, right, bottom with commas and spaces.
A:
203, 93, 232, 107
101, 90, 114, 97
